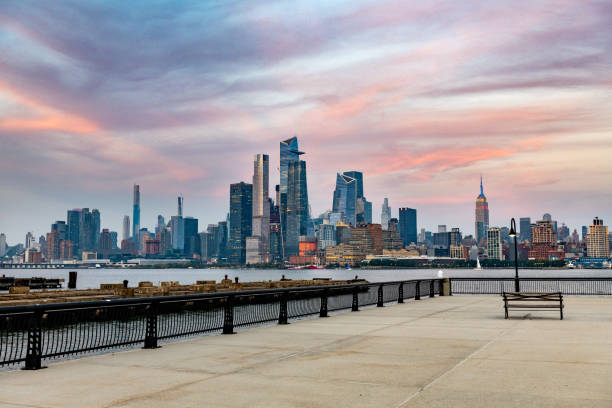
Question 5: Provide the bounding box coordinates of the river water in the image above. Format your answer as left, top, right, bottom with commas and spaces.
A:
3, 268, 612, 290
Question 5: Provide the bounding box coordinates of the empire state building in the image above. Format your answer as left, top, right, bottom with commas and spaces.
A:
475, 176, 489, 244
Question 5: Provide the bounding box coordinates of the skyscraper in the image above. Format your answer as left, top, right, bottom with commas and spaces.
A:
332, 173, 357, 226
587, 217, 609, 258
487, 227, 502, 260
67, 209, 80, 252
122, 215, 130, 242
475, 176, 489, 244
132, 184, 140, 241
229, 182, 253, 264
170, 215, 184, 251
286, 160, 309, 257
279, 137, 303, 257
177, 196, 183, 217
342, 171, 372, 224
0, 233, 7, 257
381, 198, 391, 230
399, 208, 417, 246
519, 217, 531, 242
248, 154, 270, 263
183, 217, 199, 256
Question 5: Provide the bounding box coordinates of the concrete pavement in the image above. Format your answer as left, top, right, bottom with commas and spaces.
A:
2, 296, 612, 407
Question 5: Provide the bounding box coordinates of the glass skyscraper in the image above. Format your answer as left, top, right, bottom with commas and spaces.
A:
132, 184, 140, 241
399, 207, 417, 246
332, 173, 357, 226
229, 182, 253, 264
285, 160, 309, 257
280, 137, 305, 259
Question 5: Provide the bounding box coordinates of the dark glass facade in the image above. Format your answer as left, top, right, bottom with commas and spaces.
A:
332, 174, 357, 226
399, 207, 417, 246
285, 161, 309, 257
229, 182, 252, 264
279, 137, 303, 258
183, 217, 199, 256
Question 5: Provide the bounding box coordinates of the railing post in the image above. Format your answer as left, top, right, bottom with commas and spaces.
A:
320, 289, 328, 317
398, 282, 404, 303
24, 310, 43, 370
430, 280, 435, 298
449, 278, 453, 296
438, 279, 444, 296
415, 280, 421, 300
351, 286, 359, 312
144, 300, 159, 349
377, 284, 384, 307
223, 295, 234, 334
278, 293, 289, 325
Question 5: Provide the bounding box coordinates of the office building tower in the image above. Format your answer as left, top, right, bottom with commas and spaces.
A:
332, 173, 357, 226
51, 221, 67, 241
110, 231, 118, 249
285, 160, 309, 258
99, 229, 113, 253
217, 221, 229, 261
132, 185, 140, 241
170, 215, 184, 252
122, 216, 130, 242
229, 182, 253, 264
587, 217, 609, 258
383, 220, 403, 250
0, 233, 6, 257
184, 217, 199, 256
46, 230, 61, 261
582, 226, 588, 242
528, 220, 557, 260
177, 196, 183, 217
487, 227, 502, 260
343, 171, 372, 224
78, 208, 99, 253
156, 215, 165, 237
280, 137, 303, 257
438, 225, 447, 233
519, 217, 531, 242
317, 223, 336, 250
159, 227, 172, 256
25, 232, 35, 249
399, 208, 417, 246
248, 154, 270, 263
475, 176, 489, 244
381, 198, 391, 230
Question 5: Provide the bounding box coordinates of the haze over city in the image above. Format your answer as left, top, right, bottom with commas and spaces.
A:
1, 0, 611, 241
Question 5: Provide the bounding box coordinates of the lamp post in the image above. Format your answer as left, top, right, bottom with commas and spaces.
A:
509, 218, 519, 292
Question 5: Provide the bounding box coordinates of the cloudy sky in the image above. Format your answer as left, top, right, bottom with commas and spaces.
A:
1, 0, 611, 243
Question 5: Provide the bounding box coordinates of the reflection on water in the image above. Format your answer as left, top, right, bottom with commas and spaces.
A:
2, 267, 612, 290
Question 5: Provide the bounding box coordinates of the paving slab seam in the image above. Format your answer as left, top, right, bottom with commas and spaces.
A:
0, 400, 49, 408
393, 318, 524, 408
100, 298, 484, 407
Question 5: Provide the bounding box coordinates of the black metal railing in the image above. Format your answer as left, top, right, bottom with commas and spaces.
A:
450, 278, 612, 296
0, 279, 443, 370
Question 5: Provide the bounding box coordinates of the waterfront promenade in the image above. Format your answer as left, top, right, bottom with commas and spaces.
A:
2, 296, 612, 407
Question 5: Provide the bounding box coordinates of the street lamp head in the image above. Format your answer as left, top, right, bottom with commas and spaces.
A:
509, 218, 517, 237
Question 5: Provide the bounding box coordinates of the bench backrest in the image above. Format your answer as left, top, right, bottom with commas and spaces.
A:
503, 292, 562, 301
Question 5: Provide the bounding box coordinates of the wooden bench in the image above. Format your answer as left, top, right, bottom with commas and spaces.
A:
503, 292, 564, 320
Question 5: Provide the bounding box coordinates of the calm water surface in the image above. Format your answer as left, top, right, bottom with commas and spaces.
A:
4, 268, 612, 290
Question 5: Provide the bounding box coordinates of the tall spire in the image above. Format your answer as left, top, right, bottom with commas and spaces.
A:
480, 175, 484, 196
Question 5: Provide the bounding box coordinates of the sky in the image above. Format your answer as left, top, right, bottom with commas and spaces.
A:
0, 0, 611, 244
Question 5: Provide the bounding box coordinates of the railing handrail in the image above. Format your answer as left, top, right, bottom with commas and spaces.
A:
0, 279, 441, 314
451, 277, 612, 281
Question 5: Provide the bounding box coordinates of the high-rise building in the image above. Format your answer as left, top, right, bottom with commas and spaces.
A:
122, 216, 130, 242
486, 227, 502, 260
51, 221, 67, 241
229, 182, 253, 264
46, 230, 61, 261
582, 226, 588, 242
0, 233, 6, 257
587, 217, 609, 258
399, 208, 417, 246
285, 160, 309, 257
217, 221, 229, 261
475, 176, 490, 244
132, 185, 140, 241
438, 225, 447, 233
248, 154, 270, 263
183, 217, 199, 256
519, 217, 531, 242
156, 215, 165, 237
332, 173, 357, 226
78, 208, 100, 253
317, 223, 336, 251
25, 232, 36, 249
170, 215, 184, 251
177, 196, 183, 217
99, 229, 113, 254
529, 220, 557, 260
381, 198, 391, 230
342, 171, 372, 225
279, 137, 303, 258
67, 209, 80, 252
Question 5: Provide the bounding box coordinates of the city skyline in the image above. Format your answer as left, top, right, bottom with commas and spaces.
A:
1, 1, 612, 241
